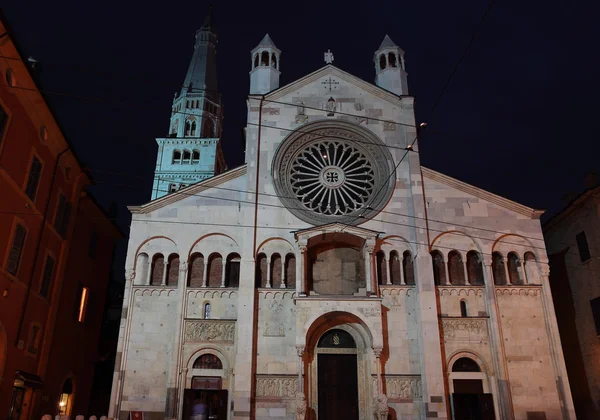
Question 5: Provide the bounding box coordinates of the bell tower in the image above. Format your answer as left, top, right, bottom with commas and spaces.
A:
374, 35, 408, 96
151, 8, 226, 200
249, 34, 281, 94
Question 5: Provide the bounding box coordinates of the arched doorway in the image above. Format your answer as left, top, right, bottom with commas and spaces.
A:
316, 329, 359, 420
449, 355, 497, 420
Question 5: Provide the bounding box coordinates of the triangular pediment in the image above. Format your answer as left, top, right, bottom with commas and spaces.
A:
259, 65, 409, 107
293, 222, 382, 242
129, 165, 247, 214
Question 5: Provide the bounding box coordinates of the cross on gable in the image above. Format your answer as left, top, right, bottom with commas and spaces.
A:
322, 77, 339, 92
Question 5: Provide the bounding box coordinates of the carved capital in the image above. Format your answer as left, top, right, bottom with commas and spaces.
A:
296, 345, 305, 357
373, 347, 383, 358
483, 257, 493, 267
541, 263, 550, 277
179, 261, 188, 273
125, 268, 135, 282
299, 245, 308, 253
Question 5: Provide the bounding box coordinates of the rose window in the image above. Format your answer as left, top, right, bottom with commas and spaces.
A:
272, 121, 395, 226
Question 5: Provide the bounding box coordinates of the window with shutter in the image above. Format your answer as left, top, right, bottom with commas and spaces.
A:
0, 103, 7, 144
39, 255, 55, 298
25, 156, 43, 202
54, 194, 72, 239
6, 224, 26, 276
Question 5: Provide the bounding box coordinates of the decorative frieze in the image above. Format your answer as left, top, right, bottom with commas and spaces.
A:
183, 320, 235, 343
133, 287, 177, 297
436, 287, 484, 297
495, 286, 541, 297
256, 375, 298, 399
371, 375, 422, 399
442, 318, 488, 340
359, 307, 381, 317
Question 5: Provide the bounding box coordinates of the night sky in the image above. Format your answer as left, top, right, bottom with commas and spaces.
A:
2, 1, 599, 274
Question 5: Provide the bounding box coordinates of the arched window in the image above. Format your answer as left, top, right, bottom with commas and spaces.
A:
136, 253, 149, 285
524, 252, 538, 284
271, 53, 277, 68
58, 378, 74, 415
166, 254, 179, 286
431, 250, 445, 285
390, 251, 401, 285
226, 253, 241, 288
271, 253, 282, 288
285, 254, 296, 289
376, 251, 386, 285
190, 120, 197, 136
460, 301, 468, 317
379, 54, 387, 70
492, 252, 506, 285
452, 357, 481, 372
254, 53, 259, 68
203, 302, 211, 319
388, 53, 397, 67
188, 253, 204, 287
403, 251, 415, 285
207, 254, 223, 288
466, 251, 484, 285
261, 51, 269, 66
182, 150, 191, 164
507, 252, 523, 285
448, 251, 465, 285
172, 150, 182, 164
192, 150, 200, 163
185, 120, 191, 136
255, 253, 267, 288
150, 254, 164, 285
186, 100, 190, 108
194, 353, 223, 369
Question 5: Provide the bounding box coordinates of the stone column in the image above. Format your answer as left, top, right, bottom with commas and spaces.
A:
374, 347, 383, 393
538, 263, 576, 419
299, 244, 307, 296
399, 254, 406, 285
522, 260, 529, 284
503, 258, 512, 285
518, 259, 527, 284
167, 261, 188, 419
296, 346, 305, 392
482, 257, 514, 419
146, 264, 152, 285
280, 258, 286, 288
161, 260, 168, 286
202, 260, 208, 287
221, 259, 227, 288
463, 258, 471, 286
384, 256, 391, 285
443, 257, 450, 285
365, 243, 375, 295
266, 257, 272, 288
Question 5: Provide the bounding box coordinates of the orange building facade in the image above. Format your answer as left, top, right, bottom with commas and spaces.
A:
0, 16, 122, 419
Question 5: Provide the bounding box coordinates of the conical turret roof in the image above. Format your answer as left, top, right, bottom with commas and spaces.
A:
377, 34, 398, 50
256, 33, 277, 49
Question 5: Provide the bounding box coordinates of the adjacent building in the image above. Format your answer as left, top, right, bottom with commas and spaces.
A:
110, 14, 576, 420
544, 177, 600, 420
0, 15, 122, 419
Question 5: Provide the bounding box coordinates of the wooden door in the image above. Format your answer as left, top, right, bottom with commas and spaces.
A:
317, 354, 358, 420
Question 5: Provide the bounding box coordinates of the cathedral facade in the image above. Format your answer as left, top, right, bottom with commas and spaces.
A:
109, 16, 576, 420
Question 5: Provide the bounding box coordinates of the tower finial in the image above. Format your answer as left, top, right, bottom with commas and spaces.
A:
202, 4, 214, 30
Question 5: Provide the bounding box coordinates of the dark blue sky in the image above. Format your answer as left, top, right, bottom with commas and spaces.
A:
2, 0, 599, 231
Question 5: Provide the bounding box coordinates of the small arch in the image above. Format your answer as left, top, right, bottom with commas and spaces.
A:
376, 251, 387, 285
253, 53, 259, 68
492, 252, 506, 285
136, 253, 149, 285
271, 253, 282, 287
390, 251, 401, 285
261, 51, 269, 66
226, 253, 241, 288
188, 253, 205, 287
190, 120, 197, 136
318, 329, 356, 348
256, 253, 267, 287
507, 252, 523, 285
284, 254, 296, 289
150, 254, 165, 285
452, 357, 481, 372
448, 251, 465, 285
460, 300, 468, 317
466, 251, 484, 285
203, 302, 211, 319
182, 150, 191, 164
172, 150, 182, 164
524, 252, 539, 284
192, 149, 200, 163
58, 376, 75, 415
193, 353, 223, 369
207, 253, 223, 288
388, 52, 397, 67
166, 254, 179, 286
431, 250, 445, 285
185, 120, 191, 136
379, 54, 387, 70
403, 251, 415, 285
271, 53, 277, 68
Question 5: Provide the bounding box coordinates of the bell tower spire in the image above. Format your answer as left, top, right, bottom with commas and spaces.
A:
374, 35, 408, 95
150, 6, 226, 200
249, 34, 281, 94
